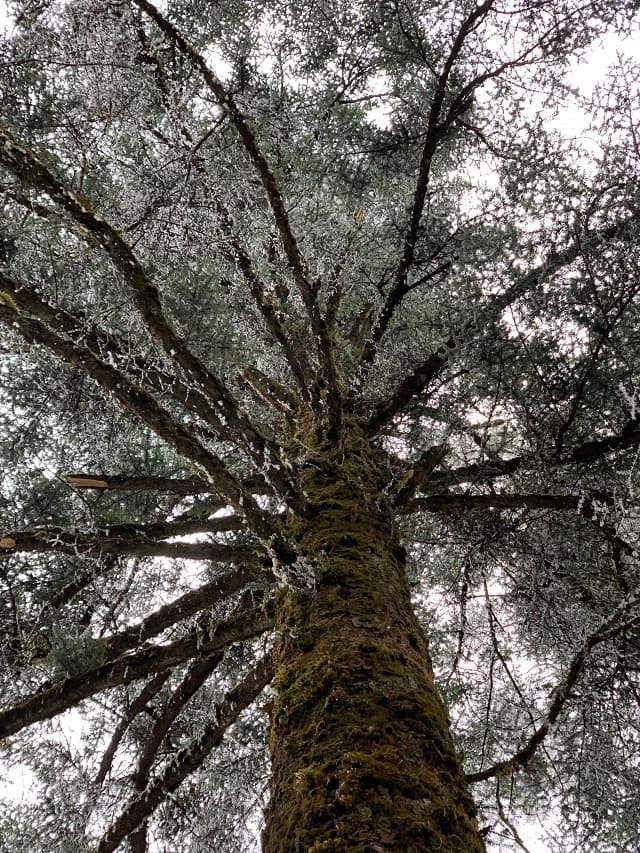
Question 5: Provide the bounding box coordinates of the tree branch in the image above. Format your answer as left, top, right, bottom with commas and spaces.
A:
131, 0, 345, 426
97, 652, 274, 853
0, 299, 272, 529
366, 210, 640, 433
130, 0, 316, 324
241, 365, 297, 417
0, 520, 253, 563
0, 125, 277, 474
0, 599, 274, 738
214, 202, 314, 396
404, 492, 616, 514
133, 653, 222, 787
65, 473, 210, 494
95, 671, 171, 785
392, 444, 450, 506
0, 272, 230, 441
129, 652, 223, 852
420, 419, 640, 495
103, 563, 273, 659
466, 585, 640, 783
123, 21, 316, 409
569, 422, 640, 463
361, 0, 615, 366
361, 1, 495, 364
64, 471, 273, 497
367, 341, 455, 434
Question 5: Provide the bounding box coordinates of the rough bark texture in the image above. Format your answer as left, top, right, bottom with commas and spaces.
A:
262, 416, 484, 852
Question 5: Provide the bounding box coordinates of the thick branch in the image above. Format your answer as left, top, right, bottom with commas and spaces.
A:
127, 651, 223, 851
122, 27, 315, 407
103, 563, 273, 659
367, 342, 455, 434
0, 300, 271, 527
392, 444, 450, 506
132, 1, 345, 419
131, 0, 315, 319
0, 125, 274, 472
0, 272, 229, 439
0, 521, 252, 562
97, 653, 274, 853
65, 473, 209, 494
569, 422, 640, 463
65, 471, 273, 497
241, 366, 297, 416
490, 214, 640, 322
421, 422, 640, 494
134, 653, 222, 789
0, 600, 274, 738
361, 1, 614, 365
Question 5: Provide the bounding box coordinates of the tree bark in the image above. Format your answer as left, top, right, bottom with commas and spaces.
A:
262, 416, 484, 852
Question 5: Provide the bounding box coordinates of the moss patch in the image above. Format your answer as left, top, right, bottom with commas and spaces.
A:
262, 413, 484, 852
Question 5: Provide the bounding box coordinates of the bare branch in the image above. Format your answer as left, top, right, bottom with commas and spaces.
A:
24, 563, 270, 666
65, 473, 210, 494
134, 653, 222, 788
241, 366, 297, 417
95, 671, 171, 786
0, 520, 253, 562
97, 653, 274, 853
360, 2, 622, 366
367, 342, 455, 434
392, 444, 450, 506
495, 780, 533, 853
131, 1, 347, 425
418, 419, 640, 495
128, 652, 223, 851
569, 421, 640, 464
64, 472, 273, 497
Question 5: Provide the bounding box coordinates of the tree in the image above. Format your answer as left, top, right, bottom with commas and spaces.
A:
1, 0, 639, 849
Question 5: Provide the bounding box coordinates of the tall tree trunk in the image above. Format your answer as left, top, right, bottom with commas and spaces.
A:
262, 416, 484, 852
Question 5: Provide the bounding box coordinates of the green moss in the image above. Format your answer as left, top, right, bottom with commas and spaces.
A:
263, 410, 484, 852
283, 411, 399, 594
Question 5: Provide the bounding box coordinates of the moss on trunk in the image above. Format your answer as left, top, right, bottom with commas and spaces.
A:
262, 415, 484, 852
